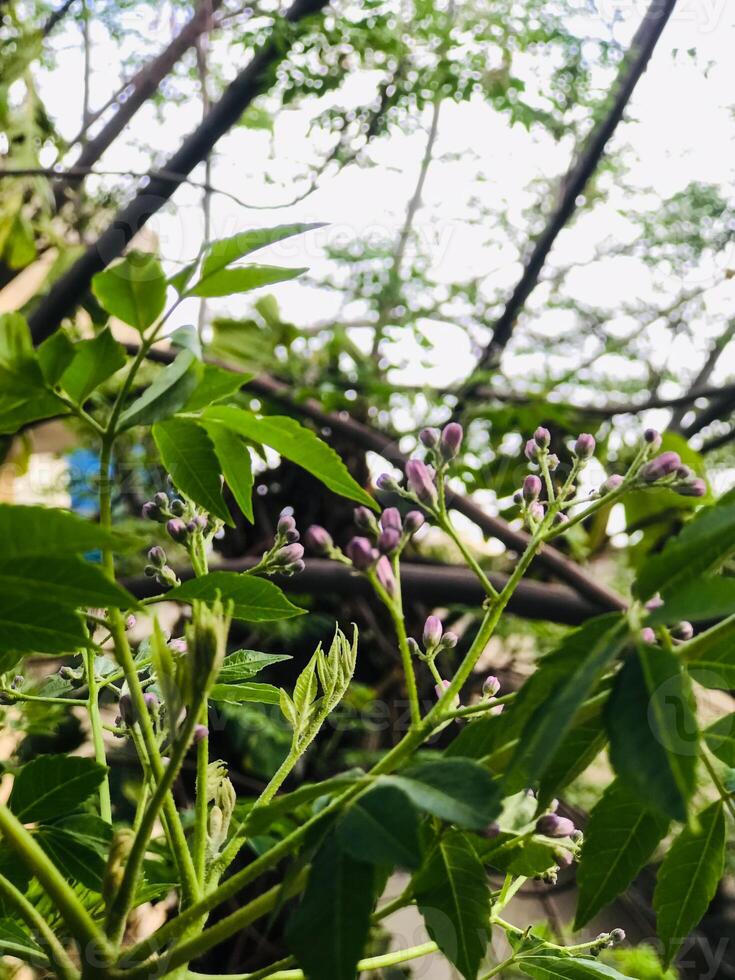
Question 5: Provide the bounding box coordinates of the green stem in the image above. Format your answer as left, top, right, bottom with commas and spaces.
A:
480, 954, 518, 979
0, 691, 88, 706
445, 691, 516, 721
0, 804, 113, 962
437, 510, 498, 599
193, 705, 209, 886
701, 748, 735, 822
85, 647, 112, 823
371, 573, 421, 728
0, 871, 80, 979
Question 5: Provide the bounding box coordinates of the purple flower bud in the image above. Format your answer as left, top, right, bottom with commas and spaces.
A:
676, 478, 707, 498
574, 433, 596, 459
534, 426, 551, 449
346, 536, 378, 571
286, 559, 306, 575
524, 438, 539, 462
601, 474, 624, 494
125, 614, 137, 631
483, 675, 501, 697
193, 724, 208, 744
528, 501, 545, 523
305, 525, 333, 555
553, 512, 569, 527
440, 422, 463, 460
434, 679, 452, 699
354, 506, 378, 533
194, 514, 208, 530
406, 459, 437, 506
378, 527, 401, 554
143, 692, 159, 712
423, 615, 443, 650
536, 813, 576, 838
640, 627, 656, 645
481, 821, 500, 840
610, 929, 626, 945
148, 546, 166, 566
556, 849, 574, 869
119, 692, 134, 725
546, 453, 560, 471
375, 555, 397, 597
441, 631, 458, 649
639, 451, 682, 483
380, 507, 402, 532
278, 543, 304, 565
142, 501, 160, 521
513, 491, 523, 506
676, 465, 693, 481
169, 638, 187, 654
404, 510, 425, 534
170, 498, 186, 516
645, 594, 663, 611
419, 427, 440, 448
523, 474, 542, 502
166, 518, 188, 542
644, 428, 662, 450
186, 520, 199, 534
153, 492, 169, 509
672, 620, 694, 641
376, 473, 400, 492
277, 512, 296, 536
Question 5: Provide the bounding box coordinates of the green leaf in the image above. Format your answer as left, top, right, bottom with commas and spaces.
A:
0, 312, 34, 365
537, 711, 606, 810
37, 814, 112, 890
118, 351, 201, 430
703, 714, 735, 766
685, 615, 735, 690
0, 314, 66, 432
0, 556, 137, 610
209, 682, 281, 705
163, 571, 305, 621
0, 594, 87, 654
60, 327, 127, 403
653, 801, 725, 965
152, 417, 230, 524
477, 833, 558, 878
414, 830, 491, 980
191, 264, 306, 298
646, 578, 735, 625
382, 758, 501, 831
9, 755, 107, 823
518, 953, 629, 979
0, 504, 141, 557
575, 779, 669, 929
287, 833, 377, 980
0, 919, 44, 964
635, 501, 735, 601
92, 250, 167, 332
504, 618, 626, 793
203, 406, 377, 510
337, 785, 422, 870
218, 649, 291, 683
605, 644, 698, 822
197, 224, 323, 282
37, 330, 76, 384
245, 770, 364, 834
202, 421, 255, 522
184, 363, 249, 411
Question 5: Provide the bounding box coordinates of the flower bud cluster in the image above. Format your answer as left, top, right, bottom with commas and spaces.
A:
258, 509, 305, 576
636, 442, 707, 497
376, 423, 464, 512
410, 615, 458, 663
480, 674, 504, 716
144, 545, 180, 588
142, 490, 219, 544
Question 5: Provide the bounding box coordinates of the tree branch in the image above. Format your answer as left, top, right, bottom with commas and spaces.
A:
27, 0, 330, 344
457, 0, 678, 404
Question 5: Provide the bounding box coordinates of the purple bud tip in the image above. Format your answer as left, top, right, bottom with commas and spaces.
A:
482, 675, 501, 697
193, 724, 208, 744
119, 692, 134, 724
534, 426, 551, 449
354, 506, 376, 532
556, 849, 574, 869
513, 491, 523, 505
143, 692, 158, 710
153, 492, 169, 508
676, 477, 707, 498
142, 501, 159, 520
640, 627, 656, 645
148, 546, 166, 566
376, 473, 400, 492
304, 525, 333, 555
610, 929, 626, 945
169, 638, 187, 653
536, 813, 576, 838
434, 679, 452, 699
676, 465, 693, 481
186, 520, 198, 534
644, 428, 662, 449
522, 474, 542, 502
423, 615, 443, 650
277, 513, 296, 536
546, 453, 560, 471
524, 438, 539, 462
553, 512, 569, 526
405, 459, 437, 506
214, 526, 226, 540
441, 631, 458, 649
419, 427, 440, 449
125, 614, 137, 630
404, 510, 425, 534
440, 422, 463, 460
601, 474, 624, 494
287, 559, 306, 575
278, 543, 305, 565
378, 527, 401, 554
528, 501, 545, 522
170, 498, 186, 516
673, 620, 694, 641
380, 507, 402, 532
166, 518, 188, 542
574, 433, 596, 459
375, 555, 397, 597
346, 536, 378, 571
639, 451, 682, 483
195, 514, 208, 530
645, 594, 664, 611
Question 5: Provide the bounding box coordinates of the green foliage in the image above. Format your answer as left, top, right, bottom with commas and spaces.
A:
164, 571, 305, 621
382, 759, 501, 830
336, 784, 422, 869
9, 755, 107, 823
91, 251, 167, 333
152, 417, 231, 524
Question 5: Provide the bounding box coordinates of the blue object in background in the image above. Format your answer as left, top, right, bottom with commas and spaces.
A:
67, 448, 102, 562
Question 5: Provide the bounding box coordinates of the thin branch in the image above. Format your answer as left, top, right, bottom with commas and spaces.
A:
27, 0, 331, 344
457, 0, 679, 404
